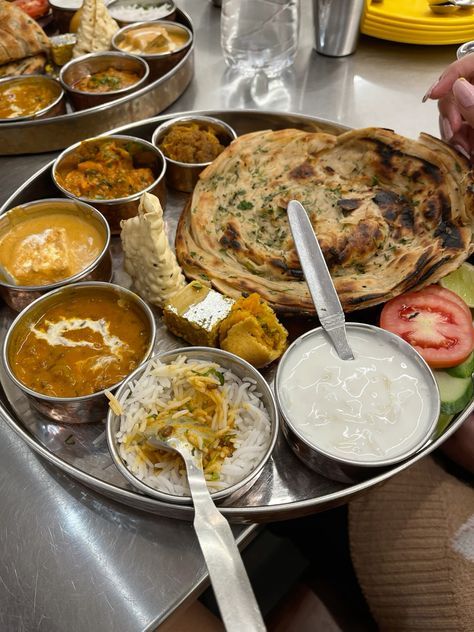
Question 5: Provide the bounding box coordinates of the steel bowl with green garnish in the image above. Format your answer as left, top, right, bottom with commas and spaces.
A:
60, 51, 150, 111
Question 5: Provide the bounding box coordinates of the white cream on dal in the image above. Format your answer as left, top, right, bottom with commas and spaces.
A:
278, 330, 434, 462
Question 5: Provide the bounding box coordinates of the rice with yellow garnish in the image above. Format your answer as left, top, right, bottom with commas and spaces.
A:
115, 354, 272, 496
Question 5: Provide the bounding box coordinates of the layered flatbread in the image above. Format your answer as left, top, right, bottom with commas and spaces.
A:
176, 127, 474, 314
0, 54, 46, 78
0, 0, 50, 69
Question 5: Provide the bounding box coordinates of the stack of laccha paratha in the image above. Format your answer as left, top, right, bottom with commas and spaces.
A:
0, 0, 50, 77
176, 127, 474, 314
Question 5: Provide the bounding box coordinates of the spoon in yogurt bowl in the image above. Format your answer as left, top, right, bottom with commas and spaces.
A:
281, 200, 441, 483
287, 199, 354, 361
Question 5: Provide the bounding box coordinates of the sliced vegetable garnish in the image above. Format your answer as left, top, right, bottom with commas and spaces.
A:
439, 262, 474, 308
446, 351, 474, 378
433, 371, 474, 415
380, 287, 474, 368
419, 284, 472, 318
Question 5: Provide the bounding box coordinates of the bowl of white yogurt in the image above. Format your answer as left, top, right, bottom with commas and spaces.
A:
275, 323, 440, 484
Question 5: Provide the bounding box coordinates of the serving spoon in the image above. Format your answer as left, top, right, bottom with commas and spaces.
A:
287, 199, 354, 361
147, 435, 266, 632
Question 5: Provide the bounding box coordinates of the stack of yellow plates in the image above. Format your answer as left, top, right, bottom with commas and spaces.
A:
361, 0, 474, 45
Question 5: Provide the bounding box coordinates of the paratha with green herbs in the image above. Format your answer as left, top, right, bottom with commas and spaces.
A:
176, 127, 474, 314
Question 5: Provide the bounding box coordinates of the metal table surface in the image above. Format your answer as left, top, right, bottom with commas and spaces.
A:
0, 1, 459, 630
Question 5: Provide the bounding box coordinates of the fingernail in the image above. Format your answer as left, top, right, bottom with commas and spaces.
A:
441, 117, 453, 141
453, 78, 474, 108
422, 80, 439, 102
454, 144, 470, 159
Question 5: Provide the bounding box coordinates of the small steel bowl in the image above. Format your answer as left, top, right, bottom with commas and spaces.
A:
2, 282, 156, 424
152, 115, 237, 192
52, 134, 167, 234
48, 0, 82, 33
0, 198, 112, 312
112, 20, 193, 80
60, 51, 150, 111
275, 323, 440, 484
0, 75, 65, 123
108, 0, 176, 27
106, 347, 279, 505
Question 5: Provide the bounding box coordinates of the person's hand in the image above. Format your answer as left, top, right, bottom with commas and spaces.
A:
423, 54, 474, 162
440, 413, 474, 474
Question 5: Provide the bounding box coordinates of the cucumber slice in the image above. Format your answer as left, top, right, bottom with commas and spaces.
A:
435, 413, 454, 437
446, 351, 474, 378
434, 371, 474, 415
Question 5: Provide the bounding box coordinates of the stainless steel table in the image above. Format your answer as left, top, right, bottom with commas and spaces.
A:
0, 1, 458, 630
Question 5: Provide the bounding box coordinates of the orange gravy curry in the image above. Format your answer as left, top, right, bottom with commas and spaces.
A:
73, 67, 141, 93
11, 290, 150, 397
0, 213, 104, 286
56, 141, 155, 200
0, 81, 57, 119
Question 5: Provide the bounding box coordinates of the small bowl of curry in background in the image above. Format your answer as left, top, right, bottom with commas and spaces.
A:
60, 51, 150, 110
112, 20, 193, 79
0, 75, 65, 122
52, 135, 167, 233
152, 115, 237, 193
0, 198, 112, 312
152, 115, 237, 192
2, 282, 156, 423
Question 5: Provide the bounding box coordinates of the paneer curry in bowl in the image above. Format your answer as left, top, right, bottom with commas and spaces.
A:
0, 199, 112, 312
52, 135, 167, 233
112, 20, 193, 78
2, 282, 156, 423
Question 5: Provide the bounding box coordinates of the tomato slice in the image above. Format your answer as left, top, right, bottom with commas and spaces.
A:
380, 289, 474, 368
420, 284, 472, 318
13, 0, 48, 19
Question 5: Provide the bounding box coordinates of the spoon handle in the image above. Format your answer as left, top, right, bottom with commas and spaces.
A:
287, 200, 354, 361
184, 454, 266, 632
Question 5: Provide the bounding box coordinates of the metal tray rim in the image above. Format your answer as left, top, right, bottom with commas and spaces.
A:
0, 387, 471, 520
0, 108, 471, 522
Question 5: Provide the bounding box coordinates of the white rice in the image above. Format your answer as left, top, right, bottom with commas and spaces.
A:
109, 1, 174, 22
116, 355, 272, 496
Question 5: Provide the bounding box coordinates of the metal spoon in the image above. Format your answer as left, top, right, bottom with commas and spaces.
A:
0, 263, 17, 286
429, 0, 474, 14
287, 199, 354, 361
147, 435, 266, 632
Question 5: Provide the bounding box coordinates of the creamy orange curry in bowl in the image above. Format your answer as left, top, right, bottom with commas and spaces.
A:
0, 199, 112, 312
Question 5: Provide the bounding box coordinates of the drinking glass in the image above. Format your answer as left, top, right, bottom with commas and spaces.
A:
220, 0, 300, 78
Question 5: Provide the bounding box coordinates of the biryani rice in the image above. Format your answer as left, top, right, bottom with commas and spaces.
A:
116, 355, 272, 496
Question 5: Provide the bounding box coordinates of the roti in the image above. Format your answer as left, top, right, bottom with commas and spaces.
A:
0, 0, 50, 67
176, 127, 474, 314
0, 54, 46, 78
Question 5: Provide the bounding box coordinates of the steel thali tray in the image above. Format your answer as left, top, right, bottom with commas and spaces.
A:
0, 9, 194, 156
1, 109, 472, 524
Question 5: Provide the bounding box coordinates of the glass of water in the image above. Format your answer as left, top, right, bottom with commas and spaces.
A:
221, 0, 300, 78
